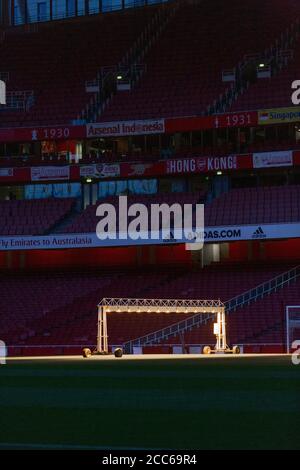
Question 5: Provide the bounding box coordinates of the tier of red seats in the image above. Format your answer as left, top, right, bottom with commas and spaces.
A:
59, 185, 300, 234
205, 185, 300, 226
1, 269, 176, 345
0, 198, 74, 235
1, 0, 298, 128
230, 37, 300, 111
166, 277, 300, 346
100, 0, 299, 121
61, 192, 205, 234
2, 261, 298, 349
0, 184, 298, 236
0, 7, 157, 127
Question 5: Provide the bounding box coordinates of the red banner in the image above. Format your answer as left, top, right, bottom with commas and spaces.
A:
0, 167, 30, 182
293, 150, 300, 166
86, 119, 164, 138
0, 125, 86, 143
165, 111, 258, 133
165, 154, 253, 175
0, 112, 259, 143
120, 161, 165, 178
0, 150, 299, 184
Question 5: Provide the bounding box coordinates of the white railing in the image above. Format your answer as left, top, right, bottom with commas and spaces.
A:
227, 265, 300, 312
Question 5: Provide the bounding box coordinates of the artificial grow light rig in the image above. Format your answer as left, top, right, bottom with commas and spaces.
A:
82, 298, 241, 358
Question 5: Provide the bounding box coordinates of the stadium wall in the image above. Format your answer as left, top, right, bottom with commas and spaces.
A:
0, 243, 193, 270
0, 238, 300, 271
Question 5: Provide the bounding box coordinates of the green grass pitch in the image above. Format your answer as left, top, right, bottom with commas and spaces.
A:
0, 355, 299, 450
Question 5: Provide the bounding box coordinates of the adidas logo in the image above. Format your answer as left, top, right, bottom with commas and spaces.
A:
252, 226, 267, 239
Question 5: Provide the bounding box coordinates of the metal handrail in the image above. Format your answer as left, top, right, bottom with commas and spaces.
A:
81, 2, 177, 121
127, 312, 211, 349
226, 265, 300, 312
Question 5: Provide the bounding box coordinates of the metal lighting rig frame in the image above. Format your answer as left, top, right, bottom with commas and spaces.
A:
82, 298, 240, 358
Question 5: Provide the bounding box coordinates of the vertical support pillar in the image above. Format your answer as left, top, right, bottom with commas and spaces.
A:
97, 306, 108, 353
286, 307, 290, 354
85, 0, 89, 16
103, 308, 108, 353
215, 308, 227, 351
11, 0, 15, 25
24, 0, 28, 24
216, 311, 221, 351
97, 305, 102, 352
220, 309, 227, 350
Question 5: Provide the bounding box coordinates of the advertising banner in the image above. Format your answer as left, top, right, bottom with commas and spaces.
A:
253, 151, 293, 168
80, 163, 120, 178
258, 107, 300, 125
165, 154, 253, 175
203, 223, 300, 242
1, 107, 300, 146
0, 167, 30, 183
0, 147, 298, 185
165, 111, 258, 133
0, 222, 299, 251
0, 125, 85, 143
120, 162, 164, 178
31, 166, 70, 181
0, 231, 197, 251
86, 119, 165, 138
0, 168, 14, 177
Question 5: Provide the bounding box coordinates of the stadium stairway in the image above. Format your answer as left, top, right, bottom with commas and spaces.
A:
228, 19, 300, 112
84, 1, 179, 122
100, 0, 300, 121
0, 6, 160, 127
49, 203, 82, 234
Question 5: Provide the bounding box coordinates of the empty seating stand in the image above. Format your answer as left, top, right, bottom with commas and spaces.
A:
2, 261, 299, 352
0, 7, 157, 127
205, 185, 300, 226
230, 34, 300, 111
100, 0, 299, 121
0, 198, 74, 235
166, 276, 300, 349
1, 0, 298, 127
62, 192, 204, 234
59, 185, 300, 235
0, 185, 298, 236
